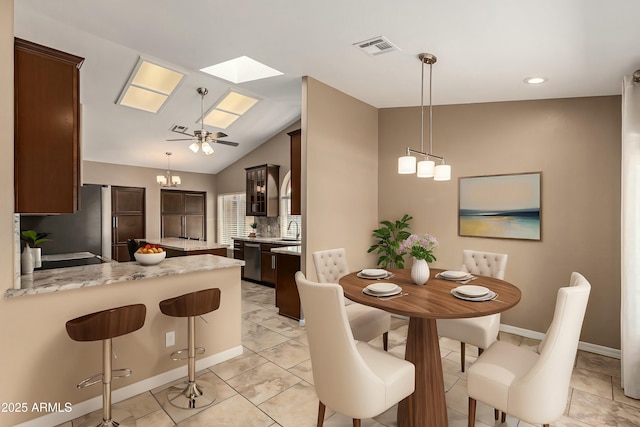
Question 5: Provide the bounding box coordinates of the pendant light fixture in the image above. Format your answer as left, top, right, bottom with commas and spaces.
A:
157, 152, 181, 187
397, 53, 451, 181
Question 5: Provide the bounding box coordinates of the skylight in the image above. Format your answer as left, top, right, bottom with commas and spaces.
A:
200, 56, 283, 84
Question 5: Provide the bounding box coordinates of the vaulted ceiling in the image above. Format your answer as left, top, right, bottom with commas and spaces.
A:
14, 0, 640, 174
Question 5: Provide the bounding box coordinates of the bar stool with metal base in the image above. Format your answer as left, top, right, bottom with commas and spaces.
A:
66, 304, 147, 427
159, 288, 221, 410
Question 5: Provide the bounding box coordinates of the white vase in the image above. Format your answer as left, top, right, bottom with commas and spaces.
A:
411, 257, 430, 285
21, 247, 34, 275
30, 247, 42, 268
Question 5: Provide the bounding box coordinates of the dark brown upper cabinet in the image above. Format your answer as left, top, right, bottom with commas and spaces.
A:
246, 164, 280, 217
288, 129, 301, 215
14, 38, 84, 214
161, 190, 206, 240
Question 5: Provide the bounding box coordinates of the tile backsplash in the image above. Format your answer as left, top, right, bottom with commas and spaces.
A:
254, 217, 280, 238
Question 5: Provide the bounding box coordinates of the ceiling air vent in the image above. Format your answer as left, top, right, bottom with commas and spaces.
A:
353, 36, 400, 56
169, 124, 188, 133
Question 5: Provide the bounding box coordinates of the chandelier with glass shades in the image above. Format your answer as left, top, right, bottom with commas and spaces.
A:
157, 152, 181, 187
397, 53, 451, 181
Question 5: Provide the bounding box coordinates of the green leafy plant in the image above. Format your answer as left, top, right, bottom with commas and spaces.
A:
250, 222, 257, 230
367, 214, 413, 269
21, 230, 50, 248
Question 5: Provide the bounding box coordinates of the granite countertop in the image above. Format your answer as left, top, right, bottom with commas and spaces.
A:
271, 246, 302, 256
6, 255, 244, 298
232, 236, 301, 245
141, 238, 228, 251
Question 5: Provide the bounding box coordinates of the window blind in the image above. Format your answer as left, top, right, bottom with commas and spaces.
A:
217, 193, 250, 245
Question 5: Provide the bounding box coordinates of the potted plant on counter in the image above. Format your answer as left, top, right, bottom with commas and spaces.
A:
249, 222, 258, 237
21, 229, 50, 269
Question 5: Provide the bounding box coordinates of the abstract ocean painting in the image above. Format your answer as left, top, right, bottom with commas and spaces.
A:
459, 172, 541, 240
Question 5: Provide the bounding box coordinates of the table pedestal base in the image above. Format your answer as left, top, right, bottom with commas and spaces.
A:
398, 317, 447, 427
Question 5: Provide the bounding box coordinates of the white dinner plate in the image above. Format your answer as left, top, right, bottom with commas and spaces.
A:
451, 289, 497, 302
440, 270, 470, 280
454, 285, 490, 297
363, 286, 402, 297
365, 282, 399, 294
360, 269, 388, 278
357, 271, 394, 280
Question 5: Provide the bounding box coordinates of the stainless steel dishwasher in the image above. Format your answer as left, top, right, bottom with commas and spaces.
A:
243, 242, 261, 281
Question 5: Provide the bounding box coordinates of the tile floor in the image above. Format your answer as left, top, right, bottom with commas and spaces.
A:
57, 281, 638, 427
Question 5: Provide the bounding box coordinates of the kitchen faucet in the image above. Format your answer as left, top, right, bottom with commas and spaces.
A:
287, 220, 300, 240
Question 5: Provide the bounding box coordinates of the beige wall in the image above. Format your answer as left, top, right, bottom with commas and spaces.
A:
0, 1, 17, 423
216, 120, 301, 195
83, 161, 218, 242
302, 77, 379, 279
378, 96, 621, 349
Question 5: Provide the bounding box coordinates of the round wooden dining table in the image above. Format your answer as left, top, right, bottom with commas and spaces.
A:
338, 268, 521, 427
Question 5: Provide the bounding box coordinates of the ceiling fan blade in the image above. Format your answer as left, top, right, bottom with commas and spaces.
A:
214, 140, 240, 147
212, 131, 228, 139
166, 138, 195, 141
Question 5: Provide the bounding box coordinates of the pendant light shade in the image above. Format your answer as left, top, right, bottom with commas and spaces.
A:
398, 155, 417, 174
417, 160, 435, 178
397, 53, 451, 181
433, 164, 451, 181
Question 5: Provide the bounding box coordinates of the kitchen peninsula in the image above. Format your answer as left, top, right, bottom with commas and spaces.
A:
2, 255, 244, 427
139, 237, 229, 257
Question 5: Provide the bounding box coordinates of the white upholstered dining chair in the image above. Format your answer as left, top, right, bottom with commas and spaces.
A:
436, 250, 508, 372
294, 272, 415, 427
312, 248, 392, 350
467, 272, 591, 427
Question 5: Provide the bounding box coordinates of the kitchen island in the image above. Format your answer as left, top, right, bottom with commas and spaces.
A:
1, 255, 243, 427
139, 237, 229, 257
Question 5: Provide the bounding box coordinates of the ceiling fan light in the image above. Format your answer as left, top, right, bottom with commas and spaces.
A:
189, 141, 200, 153
202, 141, 214, 155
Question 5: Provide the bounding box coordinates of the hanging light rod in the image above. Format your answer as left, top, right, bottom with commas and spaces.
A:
398, 53, 451, 181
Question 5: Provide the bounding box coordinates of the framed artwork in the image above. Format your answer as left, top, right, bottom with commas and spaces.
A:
459, 172, 541, 240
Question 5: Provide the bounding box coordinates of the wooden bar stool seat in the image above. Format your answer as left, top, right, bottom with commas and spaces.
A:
66, 304, 146, 427
159, 288, 221, 410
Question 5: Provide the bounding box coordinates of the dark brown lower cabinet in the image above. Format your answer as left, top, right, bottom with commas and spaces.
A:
275, 252, 301, 320
261, 247, 277, 286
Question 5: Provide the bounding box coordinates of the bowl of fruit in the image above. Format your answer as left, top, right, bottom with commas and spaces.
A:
134, 244, 166, 265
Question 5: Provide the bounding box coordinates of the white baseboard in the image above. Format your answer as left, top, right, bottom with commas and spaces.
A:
13, 346, 243, 427
500, 324, 621, 359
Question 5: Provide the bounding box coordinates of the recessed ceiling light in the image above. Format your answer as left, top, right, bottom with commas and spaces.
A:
524, 77, 547, 85
200, 56, 283, 84
116, 57, 186, 113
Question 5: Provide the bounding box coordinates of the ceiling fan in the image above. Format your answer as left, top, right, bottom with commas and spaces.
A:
166, 87, 239, 155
